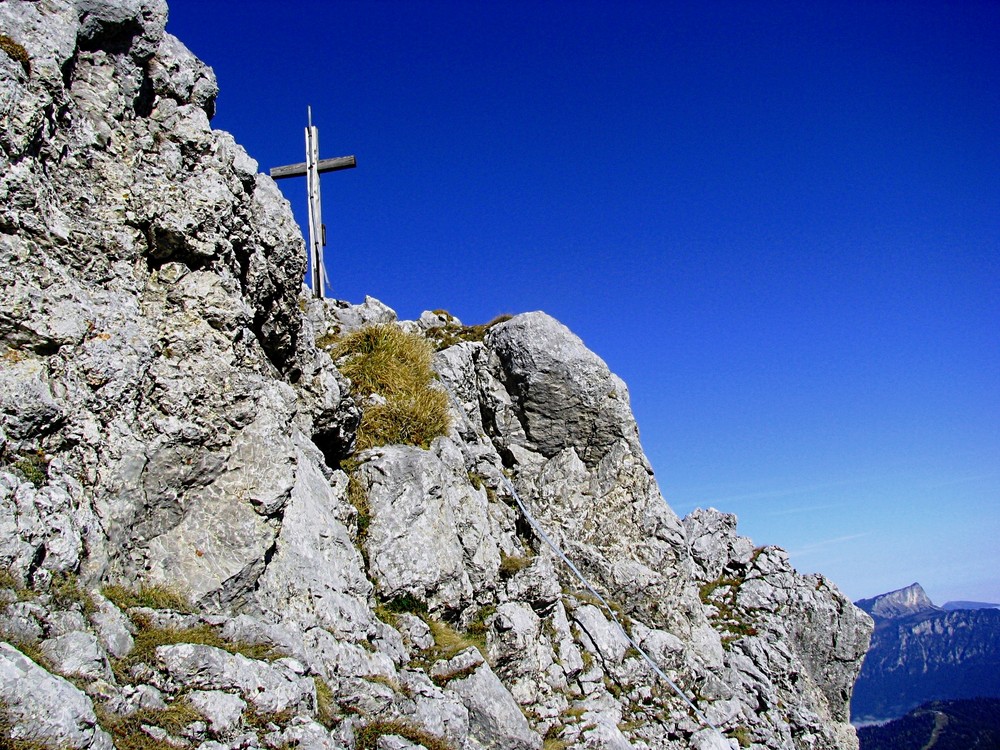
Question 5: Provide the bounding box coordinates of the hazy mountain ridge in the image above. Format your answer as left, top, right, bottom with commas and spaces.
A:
0, 1, 872, 748
941, 601, 1000, 612
851, 585, 1000, 725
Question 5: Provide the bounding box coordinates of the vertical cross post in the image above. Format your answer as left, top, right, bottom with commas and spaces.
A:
305, 108, 323, 297
270, 108, 356, 298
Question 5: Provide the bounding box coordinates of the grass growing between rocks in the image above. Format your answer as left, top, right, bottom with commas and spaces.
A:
728, 726, 753, 748
346, 473, 371, 547
50, 572, 96, 616
0, 34, 29, 74
333, 324, 450, 451
464, 605, 495, 650
103, 584, 193, 613
2, 448, 50, 488
498, 552, 533, 579
97, 700, 205, 750
0, 699, 54, 750
243, 707, 294, 731
112, 614, 283, 684
0, 569, 34, 602
313, 676, 339, 729
423, 314, 513, 351
425, 618, 485, 662
355, 719, 452, 750
698, 573, 759, 648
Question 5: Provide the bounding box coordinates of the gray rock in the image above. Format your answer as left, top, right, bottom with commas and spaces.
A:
416, 310, 461, 330
483, 312, 642, 467
156, 643, 315, 714
88, 591, 135, 659
447, 658, 542, 750
316, 296, 397, 338
186, 690, 246, 736
0, 472, 89, 580
685, 506, 873, 745
253, 435, 373, 641
266, 717, 340, 750
356, 445, 474, 610
40, 630, 114, 682
691, 728, 734, 750
428, 647, 483, 682
397, 669, 470, 747
571, 604, 630, 666
148, 33, 218, 113
0, 642, 113, 750
395, 613, 434, 651
75, 0, 167, 60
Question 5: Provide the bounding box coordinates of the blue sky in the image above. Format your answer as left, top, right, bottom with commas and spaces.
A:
164, 1, 998, 604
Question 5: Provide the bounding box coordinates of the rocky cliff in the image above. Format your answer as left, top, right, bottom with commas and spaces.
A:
0, 2, 872, 749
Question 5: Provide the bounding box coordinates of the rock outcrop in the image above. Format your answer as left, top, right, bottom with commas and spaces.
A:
855, 583, 940, 622
0, 2, 872, 748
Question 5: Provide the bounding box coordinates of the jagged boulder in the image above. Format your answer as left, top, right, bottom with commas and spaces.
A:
482, 311, 643, 467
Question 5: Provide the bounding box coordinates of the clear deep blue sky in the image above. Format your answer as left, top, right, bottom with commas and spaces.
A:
164, 1, 999, 604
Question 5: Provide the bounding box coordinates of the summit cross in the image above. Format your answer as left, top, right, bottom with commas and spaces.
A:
270, 107, 356, 299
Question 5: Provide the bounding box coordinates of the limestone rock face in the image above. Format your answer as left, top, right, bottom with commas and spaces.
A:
0, 642, 113, 750
483, 312, 643, 467
684, 510, 873, 735
0, 2, 871, 748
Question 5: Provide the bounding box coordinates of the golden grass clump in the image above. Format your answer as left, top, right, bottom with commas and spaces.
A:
423, 314, 513, 351
102, 584, 192, 613
0, 35, 29, 74
424, 618, 487, 663
97, 700, 205, 750
334, 324, 450, 450
357, 389, 450, 451
355, 719, 452, 750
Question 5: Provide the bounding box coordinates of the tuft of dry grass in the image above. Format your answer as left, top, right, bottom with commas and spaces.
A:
347, 474, 372, 542
425, 618, 485, 662
49, 572, 96, 616
423, 314, 513, 351
0, 34, 29, 74
357, 388, 450, 451
334, 324, 432, 397
355, 719, 452, 750
97, 700, 204, 750
334, 324, 450, 451
313, 676, 339, 728
102, 584, 192, 613
112, 617, 282, 684
498, 553, 533, 579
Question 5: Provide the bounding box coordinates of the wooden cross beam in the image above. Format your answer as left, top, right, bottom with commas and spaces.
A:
270, 107, 356, 299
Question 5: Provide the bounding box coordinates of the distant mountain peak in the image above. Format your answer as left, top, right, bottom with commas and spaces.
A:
856, 582, 941, 620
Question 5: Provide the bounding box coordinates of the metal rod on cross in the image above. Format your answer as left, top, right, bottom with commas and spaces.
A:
270, 107, 356, 298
